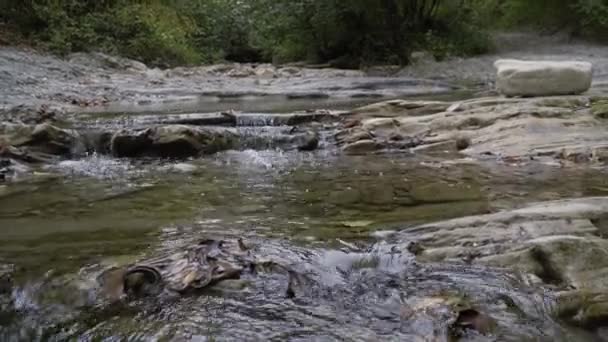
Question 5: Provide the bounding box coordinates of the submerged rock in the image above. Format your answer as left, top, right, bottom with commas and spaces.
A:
98, 238, 256, 299
395, 196, 608, 334
110, 125, 238, 158
0, 264, 13, 295
0, 157, 32, 182
495, 59, 593, 97
296, 133, 320, 151
32, 234, 571, 340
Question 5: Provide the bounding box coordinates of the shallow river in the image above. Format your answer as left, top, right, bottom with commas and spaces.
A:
2, 96, 608, 341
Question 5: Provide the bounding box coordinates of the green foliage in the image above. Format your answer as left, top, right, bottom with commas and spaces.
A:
249, 0, 490, 66
4, 0, 608, 67
491, 0, 608, 40
571, 0, 608, 38
109, 2, 200, 66
1, 0, 200, 67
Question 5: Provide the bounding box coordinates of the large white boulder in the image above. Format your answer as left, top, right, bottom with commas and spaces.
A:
494, 59, 593, 97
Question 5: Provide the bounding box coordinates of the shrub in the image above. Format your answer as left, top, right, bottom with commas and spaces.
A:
1, 0, 200, 67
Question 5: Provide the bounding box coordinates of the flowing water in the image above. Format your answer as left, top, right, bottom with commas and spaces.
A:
2, 98, 608, 341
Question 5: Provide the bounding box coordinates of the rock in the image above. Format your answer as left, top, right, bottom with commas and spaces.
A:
0, 157, 32, 182
254, 65, 277, 78
124, 112, 237, 127
212, 279, 251, 291
592, 99, 608, 119
455, 137, 471, 151
342, 94, 608, 162
99, 238, 256, 299
351, 100, 449, 119
297, 134, 320, 151
397, 197, 608, 293
557, 291, 608, 328
227, 65, 256, 78
0, 265, 13, 295
69, 52, 148, 72
30, 123, 84, 155
110, 125, 238, 158
171, 162, 198, 173
0, 122, 83, 156
452, 309, 497, 335
390, 197, 608, 335
494, 59, 593, 97
234, 111, 339, 127
342, 139, 380, 154
0, 145, 55, 164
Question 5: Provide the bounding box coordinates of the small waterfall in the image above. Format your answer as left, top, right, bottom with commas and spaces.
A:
235, 113, 288, 127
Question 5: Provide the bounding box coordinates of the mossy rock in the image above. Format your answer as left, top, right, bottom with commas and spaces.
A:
591, 99, 608, 119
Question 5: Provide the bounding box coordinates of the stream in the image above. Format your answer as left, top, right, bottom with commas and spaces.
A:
3, 37, 608, 340
0, 95, 607, 341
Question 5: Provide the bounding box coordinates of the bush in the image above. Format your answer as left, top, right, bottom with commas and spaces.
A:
1, 0, 497, 67
109, 2, 200, 67
497, 0, 608, 40
1, 0, 200, 67
421, 1, 493, 60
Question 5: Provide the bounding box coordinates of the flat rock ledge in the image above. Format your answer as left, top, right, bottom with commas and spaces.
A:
339, 95, 608, 165
394, 196, 608, 329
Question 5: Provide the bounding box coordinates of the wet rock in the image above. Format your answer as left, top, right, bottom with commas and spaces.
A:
99, 238, 256, 299
211, 279, 250, 292
0, 145, 55, 164
335, 129, 374, 145
406, 241, 425, 256
0, 157, 32, 182
495, 59, 593, 97
110, 125, 238, 158
345, 94, 608, 162
30, 123, 84, 155
455, 136, 471, 151
171, 162, 198, 173
402, 197, 608, 260
233, 111, 340, 127
0, 122, 83, 156
592, 99, 608, 119
555, 291, 608, 329
1, 104, 62, 124
125, 112, 237, 127
451, 308, 497, 336
297, 134, 320, 151
351, 99, 449, 119
81, 130, 113, 154
122, 266, 164, 297
396, 197, 608, 322
342, 139, 380, 154
97, 267, 127, 301
0, 264, 13, 295
284, 111, 339, 126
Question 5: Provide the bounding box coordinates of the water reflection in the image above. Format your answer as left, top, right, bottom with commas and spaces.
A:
1, 150, 608, 340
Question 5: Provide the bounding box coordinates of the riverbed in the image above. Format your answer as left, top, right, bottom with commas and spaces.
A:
3, 33, 608, 341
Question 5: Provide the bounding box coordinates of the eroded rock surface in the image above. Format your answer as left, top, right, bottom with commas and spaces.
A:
110, 125, 239, 158
86, 236, 567, 341
339, 95, 608, 164
393, 197, 608, 333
